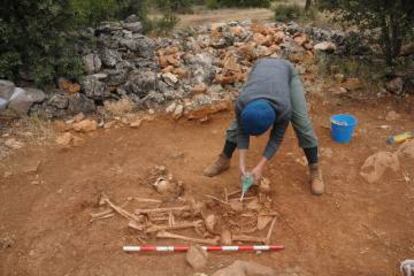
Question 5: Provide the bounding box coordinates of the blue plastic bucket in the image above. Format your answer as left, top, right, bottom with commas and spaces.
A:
330, 114, 358, 144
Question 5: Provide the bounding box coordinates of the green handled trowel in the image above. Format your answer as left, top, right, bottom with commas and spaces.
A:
240, 173, 254, 202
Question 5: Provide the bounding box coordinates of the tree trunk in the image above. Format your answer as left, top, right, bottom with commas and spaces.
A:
305, 0, 312, 11
380, 16, 393, 66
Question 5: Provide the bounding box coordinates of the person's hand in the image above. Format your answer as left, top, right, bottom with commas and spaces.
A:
251, 157, 268, 183
239, 149, 247, 176
251, 165, 263, 183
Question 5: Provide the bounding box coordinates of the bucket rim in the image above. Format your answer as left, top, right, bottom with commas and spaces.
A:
330, 114, 358, 126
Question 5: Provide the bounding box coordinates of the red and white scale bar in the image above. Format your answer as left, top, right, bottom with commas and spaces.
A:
123, 245, 284, 253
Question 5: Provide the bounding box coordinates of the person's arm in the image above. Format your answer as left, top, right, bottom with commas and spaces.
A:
263, 119, 289, 160
251, 120, 288, 182
239, 149, 247, 176
235, 102, 250, 176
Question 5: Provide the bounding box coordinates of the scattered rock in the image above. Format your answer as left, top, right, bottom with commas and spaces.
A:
49, 93, 69, 109
212, 260, 275, 276
293, 33, 308, 46
0, 80, 15, 100
56, 132, 74, 146
72, 119, 98, 133
81, 76, 107, 100
0, 234, 15, 250
162, 72, 178, 86
385, 110, 401, 122
360, 151, 400, 183
5, 138, 23, 150
8, 87, 46, 115
385, 77, 404, 95
129, 118, 142, 128
104, 98, 134, 115
173, 104, 184, 120
334, 73, 345, 83
83, 53, 102, 74
165, 102, 177, 113
342, 78, 363, 91
191, 83, 208, 94
123, 22, 143, 33
398, 140, 414, 159
314, 41, 336, 52
67, 93, 96, 115
0, 97, 7, 110
58, 78, 81, 94
100, 48, 122, 68
186, 245, 208, 270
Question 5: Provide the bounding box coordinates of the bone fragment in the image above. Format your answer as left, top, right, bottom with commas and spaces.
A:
146, 220, 203, 233
156, 231, 219, 245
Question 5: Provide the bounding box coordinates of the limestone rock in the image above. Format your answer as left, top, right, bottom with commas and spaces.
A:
342, 78, 363, 91
81, 76, 107, 99
212, 260, 275, 276
314, 41, 336, 52
398, 140, 414, 159
83, 54, 102, 74
162, 72, 178, 87
100, 48, 122, 68
360, 151, 400, 183
8, 87, 45, 115
5, 138, 24, 150
72, 119, 98, 133
49, 93, 69, 109
67, 93, 96, 115
0, 80, 15, 100
186, 245, 208, 270
56, 132, 74, 146
123, 22, 143, 33
173, 104, 184, 120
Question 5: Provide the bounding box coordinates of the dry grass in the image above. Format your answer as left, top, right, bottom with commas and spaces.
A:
103, 98, 135, 116
177, 7, 274, 28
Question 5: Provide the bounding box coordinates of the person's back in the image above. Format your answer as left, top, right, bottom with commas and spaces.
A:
237, 58, 293, 125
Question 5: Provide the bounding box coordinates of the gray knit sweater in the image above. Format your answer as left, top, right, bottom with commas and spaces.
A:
235, 58, 294, 159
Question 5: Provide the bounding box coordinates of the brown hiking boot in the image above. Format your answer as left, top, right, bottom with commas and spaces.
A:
309, 163, 325, 195
204, 153, 230, 177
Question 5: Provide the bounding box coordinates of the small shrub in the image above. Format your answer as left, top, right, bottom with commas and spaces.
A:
207, 0, 271, 9
274, 4, 302, 22
153, 14, 180, 34
206, 0, 219, 9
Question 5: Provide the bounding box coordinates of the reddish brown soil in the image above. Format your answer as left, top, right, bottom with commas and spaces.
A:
1, 94, 414, 276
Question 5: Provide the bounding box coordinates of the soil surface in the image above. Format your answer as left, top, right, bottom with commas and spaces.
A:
1, 91, 414, 276
177, 8, 274, 28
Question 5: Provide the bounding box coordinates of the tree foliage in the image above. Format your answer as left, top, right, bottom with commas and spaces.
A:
207, 0, 271, 9
320, 0, 414, 65
0, 0, 149, 86
0, 0, 84, 86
